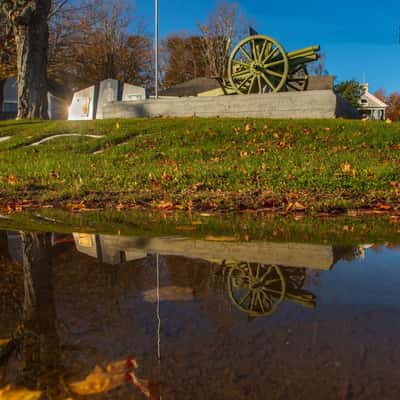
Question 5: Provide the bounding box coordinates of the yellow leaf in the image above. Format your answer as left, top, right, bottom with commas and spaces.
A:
0, 338, 11, 346
176, 225, 196, 231
6, 175, 16, 185
294, 202, 306, 211
205, 235, 238, 242
153, 201, 173, 210
341, 162, 352, 173
0, 385, 42, 400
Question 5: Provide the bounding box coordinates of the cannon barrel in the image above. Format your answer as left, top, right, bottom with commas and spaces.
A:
287, 45, 320, 59
288, 55, 319, 66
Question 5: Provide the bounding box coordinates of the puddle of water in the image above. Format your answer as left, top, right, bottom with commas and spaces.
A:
0, 224, 399, 399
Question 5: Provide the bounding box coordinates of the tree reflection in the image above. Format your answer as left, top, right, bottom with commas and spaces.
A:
18, 232, 66, 399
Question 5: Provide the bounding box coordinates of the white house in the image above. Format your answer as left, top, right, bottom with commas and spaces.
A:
358, 83, 388, 120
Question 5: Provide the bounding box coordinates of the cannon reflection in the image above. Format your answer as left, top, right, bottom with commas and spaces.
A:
222, 262, 315, 317
71, 233, 368, 319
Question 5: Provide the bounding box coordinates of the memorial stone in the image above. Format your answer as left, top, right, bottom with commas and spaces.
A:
96, 79, 121, 119
122, 83, 148, 101
68, 85, 97, 120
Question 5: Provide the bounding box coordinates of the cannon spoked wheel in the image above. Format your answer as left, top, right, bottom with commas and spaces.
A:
228, 35, 289, 94
227, 263, 286, 317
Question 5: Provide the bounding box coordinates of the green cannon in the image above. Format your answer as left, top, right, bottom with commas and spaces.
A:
221, 29, 320, 94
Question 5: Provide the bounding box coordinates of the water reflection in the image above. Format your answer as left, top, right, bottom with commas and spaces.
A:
0, 230, 399, 399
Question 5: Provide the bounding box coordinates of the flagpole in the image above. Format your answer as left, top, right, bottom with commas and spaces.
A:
155, 0, 159, 99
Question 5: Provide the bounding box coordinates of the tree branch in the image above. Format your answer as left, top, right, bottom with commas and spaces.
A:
49, 0, 69, 19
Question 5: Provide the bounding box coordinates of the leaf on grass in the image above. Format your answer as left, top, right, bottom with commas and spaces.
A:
0, 386, 42, 400
377, 203, 392, 210
68, 201, 86, 211
115, 203, 126, 211
287, 202, 306, 212
341, 162, 352, 173
161, 172, 173, 182
153, 201, 174, 210
148, 173, 161, 190
0, 337, 11, 346
176, 226, 197, 232
6, 175, 16, 185
244, 123, 256, 133
205, 235, 238, 242
5, 201, 22, 212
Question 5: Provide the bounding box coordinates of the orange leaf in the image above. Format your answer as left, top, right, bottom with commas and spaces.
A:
161, 172, 173, 182
341, 162, 352, 173
205, 235, 238, 242
176, 226, 197, 232
294, 202, 306, 211
7, 175, 16, 185
154, 201, 173, 210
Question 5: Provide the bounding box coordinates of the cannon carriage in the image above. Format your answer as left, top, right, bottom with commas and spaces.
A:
220, 29, 320, 95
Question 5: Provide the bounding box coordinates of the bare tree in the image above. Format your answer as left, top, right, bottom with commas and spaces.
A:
310, 52, 329, 76
48, 0, 152, 90
197, 1, 247, 78
161, 34, 207, 87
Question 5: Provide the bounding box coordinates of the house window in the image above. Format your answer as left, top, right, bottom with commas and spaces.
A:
361, 99, 368, 105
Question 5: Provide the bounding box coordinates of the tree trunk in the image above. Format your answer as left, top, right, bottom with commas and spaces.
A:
12, 1, 51, 119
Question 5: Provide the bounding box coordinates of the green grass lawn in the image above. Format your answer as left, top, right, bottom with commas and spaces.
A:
0, 118, 399, 213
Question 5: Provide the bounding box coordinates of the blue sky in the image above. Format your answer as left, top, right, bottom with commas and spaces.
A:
136, 0, 400, 94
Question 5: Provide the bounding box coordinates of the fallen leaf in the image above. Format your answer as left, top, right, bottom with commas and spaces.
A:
378, 203, 392, 210
161, 172, 173, 182
0, 338, 11, 346
153, 201, 173, 210
176, 226, 197, 232
341, 162, 352, 173
244, 123, 253, 133
205, 235, 238, 242
6, 175, 16, 185
0, 385, 41, 400
294, 202, 306, 211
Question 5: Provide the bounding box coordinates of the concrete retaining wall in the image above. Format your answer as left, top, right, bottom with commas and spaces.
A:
103, 90, 358, 119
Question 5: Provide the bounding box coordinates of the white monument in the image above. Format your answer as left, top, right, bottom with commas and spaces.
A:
68, 85, 97, 121
96, 79, 121, 120
122, 83, 148, 101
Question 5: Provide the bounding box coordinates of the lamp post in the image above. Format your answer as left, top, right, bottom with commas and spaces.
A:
155, 0, 159, 98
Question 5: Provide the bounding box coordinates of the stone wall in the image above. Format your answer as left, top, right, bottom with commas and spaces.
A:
103, 90, 359, 119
